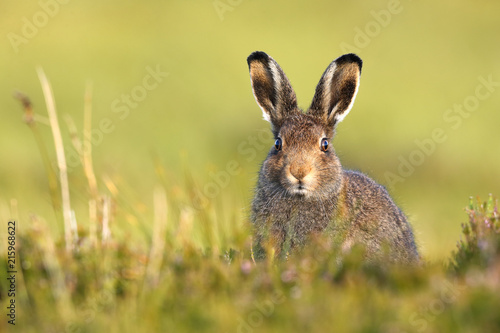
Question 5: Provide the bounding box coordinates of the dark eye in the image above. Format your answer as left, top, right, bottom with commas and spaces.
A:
321, 138, 329, 152
275, 138, 282, 151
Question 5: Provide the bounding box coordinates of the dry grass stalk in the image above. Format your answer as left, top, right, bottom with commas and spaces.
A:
144, 186, 168, 286
64, 83, 101, 246
36, 68, 75, 252
88, 198, 98, 247
83, 81, 99, 200
83, 83, 101, 247
177, 208, 194, 247
64, 115, 83, 155
101, 195, 111, 244
102, 174, 119, 197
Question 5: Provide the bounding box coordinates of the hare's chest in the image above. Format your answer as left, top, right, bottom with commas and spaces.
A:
255, 197, 335, 245
287, 202, 333, 240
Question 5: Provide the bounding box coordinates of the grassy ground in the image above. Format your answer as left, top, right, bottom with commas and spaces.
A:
1, 1, 500, 332
1, 86, 499, 332
1, 143, 499, 332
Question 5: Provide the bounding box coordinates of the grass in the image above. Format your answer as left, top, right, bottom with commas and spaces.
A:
1, 76, 499, 333
1, 2, 500, 331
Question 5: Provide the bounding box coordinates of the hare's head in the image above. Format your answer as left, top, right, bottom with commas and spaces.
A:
247, 51, 362, 198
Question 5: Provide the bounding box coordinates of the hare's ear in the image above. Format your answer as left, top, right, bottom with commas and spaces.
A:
247, 51, 298, 128
308, 54, 362, 128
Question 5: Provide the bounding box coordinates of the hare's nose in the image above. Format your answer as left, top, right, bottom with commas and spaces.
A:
289, 163, 312, 181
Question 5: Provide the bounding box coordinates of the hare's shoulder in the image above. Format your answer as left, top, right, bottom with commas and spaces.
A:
342, 170, 395, 207
341, 169, 409, 224
343, 169, 385, 191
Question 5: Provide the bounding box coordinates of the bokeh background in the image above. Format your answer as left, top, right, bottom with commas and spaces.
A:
1, 0, 499, 261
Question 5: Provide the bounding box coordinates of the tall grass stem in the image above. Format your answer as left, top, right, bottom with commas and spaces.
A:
144, 186, 168, 286
83, 81, 99, 199
36, 67, 75, 252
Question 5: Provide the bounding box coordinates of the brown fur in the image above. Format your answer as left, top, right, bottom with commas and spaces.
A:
247, 51, 419, 264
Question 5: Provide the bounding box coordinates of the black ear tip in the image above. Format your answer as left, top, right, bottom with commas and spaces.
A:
247, 51, 270, 65
336, 53, 363, 71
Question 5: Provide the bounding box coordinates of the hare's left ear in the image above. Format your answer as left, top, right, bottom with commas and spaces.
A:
308, 54, 362, 128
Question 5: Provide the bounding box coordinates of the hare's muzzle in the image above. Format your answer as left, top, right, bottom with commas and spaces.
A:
289, 162, 311, 181
286, 160, 315, 196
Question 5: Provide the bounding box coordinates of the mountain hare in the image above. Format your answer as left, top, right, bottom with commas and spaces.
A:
247, 51, 419, 263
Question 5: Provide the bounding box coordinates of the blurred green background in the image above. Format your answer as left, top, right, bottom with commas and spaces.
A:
1, 0, 499, 261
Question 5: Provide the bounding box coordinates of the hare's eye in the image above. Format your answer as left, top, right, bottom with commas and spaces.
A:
274, 138, 282, 151
320, 138, 329, 152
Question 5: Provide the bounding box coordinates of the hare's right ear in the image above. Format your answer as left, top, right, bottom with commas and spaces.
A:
247, 51, 298, 129
308, 54, 362, 129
